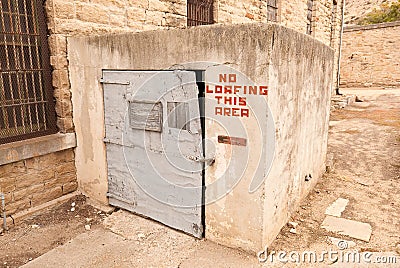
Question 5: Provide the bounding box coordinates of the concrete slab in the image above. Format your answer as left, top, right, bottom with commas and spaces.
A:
325, 198, 349, 217
321, 216, 372, 242
23, 210, 260, 268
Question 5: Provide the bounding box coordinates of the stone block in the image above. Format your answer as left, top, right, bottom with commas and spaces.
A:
126, 0, 148, 9
127, 7, 147, 25
76, 2, 110, 24
62, 181, 78, 194
5, 199, 31, 215
54, 1, 75, 20
163, 13, 186, 28
145, 10, 165, 26
325, 198, 349, 217
48, 34, 67, 56
50, 55, 68, 70
109, 13, 127, 27
13, 184, 45, 201
15, 170, 54, 190
90, 0, 126, 9
52, 69, 70, 90
321, 215, 372, 242
148, 0, 170, 13
57, 117, 75, 133
0, 161, 26, 177
31, 186, 63, 207
55, 98, 73, 118
56, 161, 76, 176
0, 176, 15, 193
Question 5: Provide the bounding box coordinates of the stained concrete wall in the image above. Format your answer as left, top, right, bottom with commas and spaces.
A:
68, 23, 333, 252
340, 21, 400, 88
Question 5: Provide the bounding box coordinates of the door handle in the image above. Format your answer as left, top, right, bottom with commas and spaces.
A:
188, 156, 215, 166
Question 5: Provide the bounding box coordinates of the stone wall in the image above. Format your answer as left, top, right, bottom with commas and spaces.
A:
0, 148, 77, 222
340, 21, 400, 88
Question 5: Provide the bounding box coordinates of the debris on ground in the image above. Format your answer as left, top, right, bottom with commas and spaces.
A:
321, 215, 372, 242
325, 198, 349, 217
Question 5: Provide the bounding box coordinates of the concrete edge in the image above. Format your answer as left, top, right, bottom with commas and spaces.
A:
5, 191, 81, 228
344, 21, 400, 32
0, 133, 76, 166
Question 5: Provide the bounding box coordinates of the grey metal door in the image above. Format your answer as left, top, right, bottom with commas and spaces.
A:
102, 70, 204, 238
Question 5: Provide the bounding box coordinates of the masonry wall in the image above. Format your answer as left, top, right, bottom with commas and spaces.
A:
67, 23, 333, 252
0, 149, 76, 216
340, 21, 400, 88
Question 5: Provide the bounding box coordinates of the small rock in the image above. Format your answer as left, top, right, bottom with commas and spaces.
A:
97, 211, 102, 214
325, 198, 349, 217
85, 225, 91, 231
70, 207, 75, 212
288, 221, 298, 228
86, 218, 92, 222
31, 224, 39, 229
137, 233, 146, 239
71, 202, 76, 207
28, 258, 32, 261
289, 228, 297, 234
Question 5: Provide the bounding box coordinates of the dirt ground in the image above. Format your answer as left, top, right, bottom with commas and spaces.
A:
269, 89, 400, 266
0, 195, 109, 267
0, 88, 399, 267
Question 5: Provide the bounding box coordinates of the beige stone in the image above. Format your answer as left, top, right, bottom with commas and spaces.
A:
62, 181, 78, 194
321, 215, 372, 242
31, 187, 63, 207
55, 98, 73, 118
50, 55, 68, 70
57, 117, 75, 133
0, 176, 16, 193
90, 0, 127, 9
13, 184, 44, 201
5, 199, 31, 215
127, 7, 147, 24
15, 170, 54, 190
75, 2, 110, 25
54, 1, 75, 20
52, 69, 70, 89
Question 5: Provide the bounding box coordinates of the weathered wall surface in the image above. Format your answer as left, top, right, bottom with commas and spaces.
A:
68, 23, 333, 252
340, 21, 400, 88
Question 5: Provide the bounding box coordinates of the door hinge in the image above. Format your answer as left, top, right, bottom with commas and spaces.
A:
100, 78, 130, 85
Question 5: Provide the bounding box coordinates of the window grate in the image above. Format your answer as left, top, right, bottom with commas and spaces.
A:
187, 0, 214, 27
267, 0, 278, 22
0, 0, 56, 144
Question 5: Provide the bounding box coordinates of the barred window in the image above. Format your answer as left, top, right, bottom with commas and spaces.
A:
187, 0, 214, 27
0, 0, 57, 145
267, 0, 278, 22
306, 0, 314, 35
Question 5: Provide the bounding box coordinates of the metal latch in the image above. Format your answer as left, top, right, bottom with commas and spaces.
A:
99, 78, 130, 85
188, 156, 215, 166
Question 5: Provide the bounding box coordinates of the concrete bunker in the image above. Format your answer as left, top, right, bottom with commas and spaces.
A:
68, 23, 334, 252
